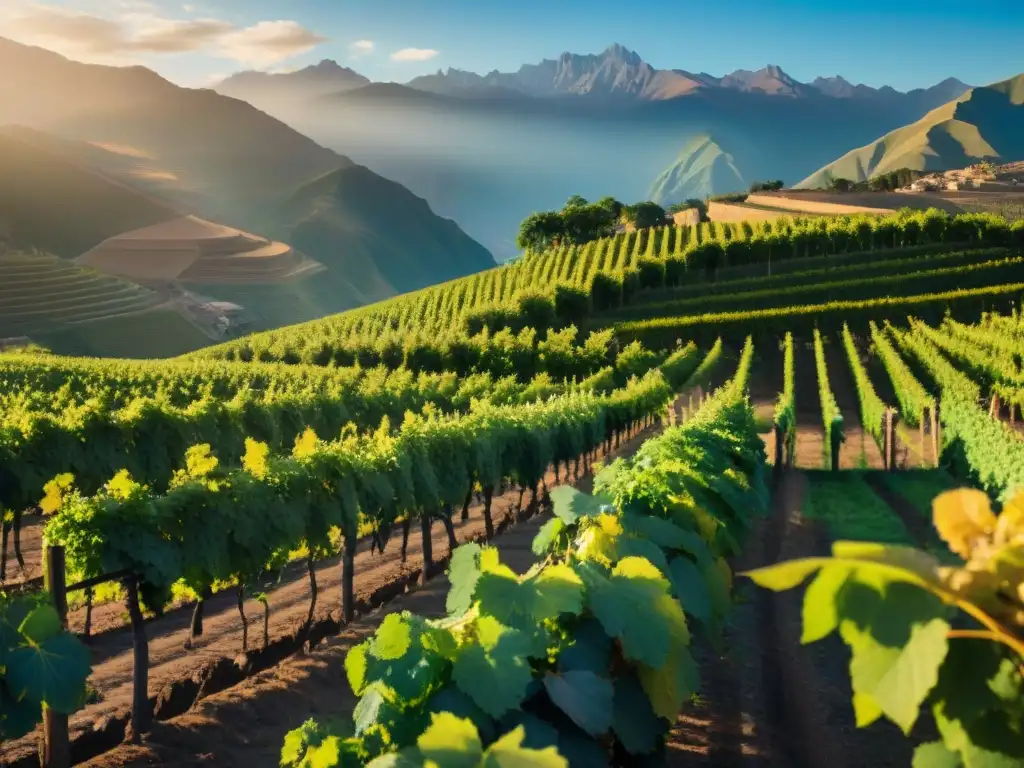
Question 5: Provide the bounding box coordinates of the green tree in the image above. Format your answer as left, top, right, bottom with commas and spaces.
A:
625, 201, 668, 230
517, 211, 564, 252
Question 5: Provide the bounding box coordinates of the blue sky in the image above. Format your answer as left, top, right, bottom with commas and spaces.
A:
2, 0, 1021, 90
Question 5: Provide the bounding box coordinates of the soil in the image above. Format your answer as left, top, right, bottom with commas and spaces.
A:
1, 512, 43, 587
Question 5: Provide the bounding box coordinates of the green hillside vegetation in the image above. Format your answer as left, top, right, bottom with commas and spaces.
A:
0, 129, 179, 258
799, 73, 1024, 187
188, 207, 1024, 368
648, 135, 746, 205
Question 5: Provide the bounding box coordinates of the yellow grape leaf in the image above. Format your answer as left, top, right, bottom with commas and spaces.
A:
243, 438, 270, 479
106, 469, 137, 501
184, 444, 218, 478
39, 473, 76, 515
932, 489, 996, 559
293, 428, 319, 458
852, 691, 884, 728
995, 491, 1024, 546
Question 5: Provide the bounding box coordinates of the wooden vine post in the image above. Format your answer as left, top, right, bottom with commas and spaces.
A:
42, 544, 70, 768
830, 428, 841, 472
123, 574, 150, 742
931, 404, 940, 468
883, 408, 898, 472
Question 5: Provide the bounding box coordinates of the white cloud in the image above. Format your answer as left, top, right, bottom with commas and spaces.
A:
0, 2, 328, 67
349, 39, 374, 59
182, 4, 197, 11
390, 47, 438, 63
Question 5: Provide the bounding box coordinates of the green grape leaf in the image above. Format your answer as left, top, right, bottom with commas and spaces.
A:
532, 517, 565, 557
425, 688, 496, 745
614, 537, 669, 574
353, 685, 402, 737
667, 556, 711, 626
416, 712, 483, 768
613, 673, 664, 755
557, 618, 611, 675
304, 736, 343, 768
801, 565, 853, 644
345, 643, 368, 696
543, 671, 614, 736
18, 603, 63, 644
372, 614, 412, 661
6, 632, 91, 714
639, 643, 700, 721
0, 687, 43, 740
484, 726, 568, 768
621, 514, 708, 557
840, 580, 950, 734
447, 543, 483, 616
548, 486, 609, 525
281, 719, 326, 767
579, 557, 687, 668
475, 560, 583, 633
742, 558, 829, 591
911, 741, 962, 768
498, 712, 559, 750
453, 617, 534, 719
365, 752, 422, 768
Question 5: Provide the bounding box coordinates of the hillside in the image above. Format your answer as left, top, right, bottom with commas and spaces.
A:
0, 129, 180, 258
282, 165, 495, 299
648, 135, 746, 204
799, 73, 1024, 187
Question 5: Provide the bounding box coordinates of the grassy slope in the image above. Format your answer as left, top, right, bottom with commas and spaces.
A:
798, 73, 1024, 187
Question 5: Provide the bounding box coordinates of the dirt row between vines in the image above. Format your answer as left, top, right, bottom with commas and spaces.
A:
3, 405, 679, 767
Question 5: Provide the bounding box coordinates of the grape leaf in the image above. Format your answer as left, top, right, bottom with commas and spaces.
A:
484, 727, 568, 768
639, 642, 699, 721
579, 557, 687, 668
0, 687, 42, 740
416, 712, 483, 768
801, 565, 853, 644
621, 514, 708, 557
840, 580, 950, 734
453, 618, 534, 718
532, 517, 565, 557
911, 742, 961, 768
932, 489, 995, 559
548, 486, 609, 525
17, 603, 63, 644
475, 559, 583, 633
373, 614, 412, 661
613, 673, 664, 755
667, 556, 711, 626
742, 558, 830, 591
447, 543, 483, 616
345, 643, 368, 696
543, 670, 614, 736
6, 632, 91, 714
425, 688, 496, 746
557, 618, 611, 675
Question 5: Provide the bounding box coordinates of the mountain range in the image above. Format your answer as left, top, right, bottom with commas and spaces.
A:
0, 36, 493, 339
220, 44, 970, 108
799, 73, 1024, 187
211, 44, 986, 256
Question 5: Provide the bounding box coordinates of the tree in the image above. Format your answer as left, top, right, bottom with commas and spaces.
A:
625, 201, 668, 230
595, 196, 624, 220
561, 203, 616, 244
516, 211, 564, 252
563, 195, 589, 210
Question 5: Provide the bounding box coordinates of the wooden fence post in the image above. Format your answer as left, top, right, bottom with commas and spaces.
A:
931, 405, 940, 467
124, 575, 150, 742
830, 429, 841, 472
43, 545, 70, 768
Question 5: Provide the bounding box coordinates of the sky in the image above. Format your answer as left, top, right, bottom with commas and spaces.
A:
0, 0, 1021, 90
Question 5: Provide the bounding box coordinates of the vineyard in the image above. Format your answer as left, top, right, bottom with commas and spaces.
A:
1, 206, 1023, 767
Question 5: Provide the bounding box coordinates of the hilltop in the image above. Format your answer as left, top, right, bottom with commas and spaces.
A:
798, 73, 1024, 188
647, 136, 746, 204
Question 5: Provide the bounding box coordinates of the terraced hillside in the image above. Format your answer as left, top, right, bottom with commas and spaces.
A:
0, 251, 208, 355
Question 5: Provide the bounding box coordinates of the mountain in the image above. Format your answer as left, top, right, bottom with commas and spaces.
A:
648, 136, 746, 204
716, 64, 809, 97
0, 127, 180, 258
282, 165, 494, 298
0, 37, 495, 336
798, 73, 1024, 188
215, 60, 371, 106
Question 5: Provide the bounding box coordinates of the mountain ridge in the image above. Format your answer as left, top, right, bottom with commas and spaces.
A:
798, 73, 1024, 187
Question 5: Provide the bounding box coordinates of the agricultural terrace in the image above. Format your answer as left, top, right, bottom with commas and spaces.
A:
1, 206, 1022, 767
